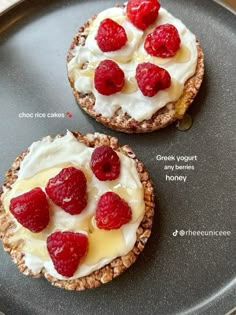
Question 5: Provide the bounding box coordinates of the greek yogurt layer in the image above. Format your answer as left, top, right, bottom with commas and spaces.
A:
68, 5, 198, 121
2, 131, 145, 280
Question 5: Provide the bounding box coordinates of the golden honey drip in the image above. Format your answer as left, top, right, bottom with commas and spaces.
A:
133, 45, 190, 66
85, 227, 125, 265
176, 113, 193, 131
122, 77, 138, 94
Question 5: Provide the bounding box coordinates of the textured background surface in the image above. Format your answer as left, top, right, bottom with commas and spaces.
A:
1, 0, 236, 14
0, 0, 235, 314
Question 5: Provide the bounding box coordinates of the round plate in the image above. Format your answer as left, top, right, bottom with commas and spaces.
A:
0, 1, 235, 314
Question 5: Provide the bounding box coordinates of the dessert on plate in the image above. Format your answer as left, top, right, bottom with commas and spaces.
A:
67, 0, 204, 133
0, 131, 154, 290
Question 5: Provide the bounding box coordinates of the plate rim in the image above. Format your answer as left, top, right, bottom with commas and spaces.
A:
1, 0, 236, 17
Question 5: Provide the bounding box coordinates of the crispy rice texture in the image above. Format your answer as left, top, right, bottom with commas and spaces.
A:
0, 132, 155, 291
67, 15, 204, 133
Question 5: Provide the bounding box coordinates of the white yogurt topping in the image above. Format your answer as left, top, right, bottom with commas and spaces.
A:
2, 131, 145, 280
68, 6, 198, 121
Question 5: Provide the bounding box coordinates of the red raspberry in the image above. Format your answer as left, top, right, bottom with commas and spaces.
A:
95, 192, 132, 230
144, 24, 181, 58
126, 0, 160, 30
95, 18, 128, 52
135, 62, 171, 97
9, 187, 49, 233
46, 167, 87, 215
94, 60, 125, 95
47, 231, 88, 277
90, 146, 120, 181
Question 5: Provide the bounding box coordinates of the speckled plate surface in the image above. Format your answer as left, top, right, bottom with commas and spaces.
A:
0, 0, 235, 314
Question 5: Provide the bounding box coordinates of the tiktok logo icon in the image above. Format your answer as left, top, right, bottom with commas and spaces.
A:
173, 229, 178, 237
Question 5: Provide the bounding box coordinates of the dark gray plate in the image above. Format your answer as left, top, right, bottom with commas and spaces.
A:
0, 1, 235, 314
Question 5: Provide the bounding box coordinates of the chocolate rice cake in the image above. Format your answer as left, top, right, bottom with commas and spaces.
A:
0, 131, 155, 290
67, 6, 204, 133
